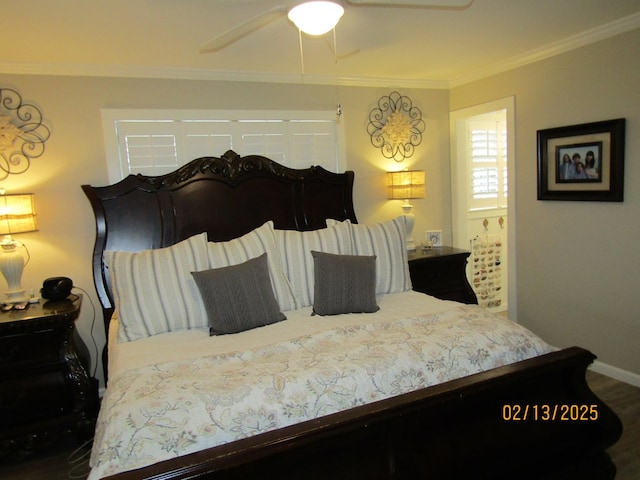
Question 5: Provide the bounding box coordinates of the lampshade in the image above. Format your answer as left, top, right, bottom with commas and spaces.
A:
0, 193, 37, 235
288, 1, 344, 36
387, 170, 426, 200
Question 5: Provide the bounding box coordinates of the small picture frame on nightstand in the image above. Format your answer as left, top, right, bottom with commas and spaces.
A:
425, 230, 442, 248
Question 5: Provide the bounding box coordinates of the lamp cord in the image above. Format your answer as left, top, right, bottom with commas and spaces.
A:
23, 242, 31, 266
67, 435, 94, 479
8, 239, 31, 266
69, 287, 100, 379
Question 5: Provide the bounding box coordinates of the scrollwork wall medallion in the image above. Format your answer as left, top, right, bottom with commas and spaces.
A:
367, 91, 425, 162
0, 88, 50, 179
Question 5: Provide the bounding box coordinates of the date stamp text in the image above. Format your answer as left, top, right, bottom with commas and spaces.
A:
502, 404, 598, 421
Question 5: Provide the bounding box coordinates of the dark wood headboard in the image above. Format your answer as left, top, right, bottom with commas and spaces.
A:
82, 150, 356, 339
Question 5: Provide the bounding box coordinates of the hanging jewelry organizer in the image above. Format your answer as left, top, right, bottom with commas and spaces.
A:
471, 218, 504, 309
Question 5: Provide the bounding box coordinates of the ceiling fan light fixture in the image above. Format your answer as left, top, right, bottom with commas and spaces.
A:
288, 1, 344, 36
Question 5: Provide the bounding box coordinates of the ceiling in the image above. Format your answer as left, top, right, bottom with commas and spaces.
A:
2, 0, 639, 88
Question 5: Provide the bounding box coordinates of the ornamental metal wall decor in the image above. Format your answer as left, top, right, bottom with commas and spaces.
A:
0, 88, 50, 179
367, 91, 425, 162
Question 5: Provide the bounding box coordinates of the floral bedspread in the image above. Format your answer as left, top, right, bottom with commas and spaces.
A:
89, 305, 552, 479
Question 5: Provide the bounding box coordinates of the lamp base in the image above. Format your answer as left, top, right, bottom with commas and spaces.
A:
401, 202, 417, 252
3, 290, 28, 304
0, 241, 28, 303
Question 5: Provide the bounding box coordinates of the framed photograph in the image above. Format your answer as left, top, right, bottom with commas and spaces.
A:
425, 230, 442, 247
537, 118, 625, 201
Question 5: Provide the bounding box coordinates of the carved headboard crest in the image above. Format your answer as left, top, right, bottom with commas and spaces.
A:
146, 150, 309, 188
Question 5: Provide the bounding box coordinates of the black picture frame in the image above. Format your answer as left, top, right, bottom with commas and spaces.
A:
537, 118, 625, 201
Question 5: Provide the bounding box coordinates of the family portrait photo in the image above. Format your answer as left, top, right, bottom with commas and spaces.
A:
556, 142, 602, 183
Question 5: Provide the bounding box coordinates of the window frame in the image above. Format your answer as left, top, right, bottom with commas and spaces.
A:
101, 109, 346, 183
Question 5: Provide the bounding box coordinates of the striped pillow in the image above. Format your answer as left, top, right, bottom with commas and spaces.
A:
104, 232, 210, 342
330, 217, 412, 294
207, 221, 298, 312
274, 221, 353, 307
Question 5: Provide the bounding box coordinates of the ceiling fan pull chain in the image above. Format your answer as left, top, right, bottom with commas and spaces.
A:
333, 28, 338, 64
297, 29, 305, 75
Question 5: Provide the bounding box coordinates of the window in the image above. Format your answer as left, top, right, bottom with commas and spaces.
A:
102, 110, 345, 182
467, 118, 507, 211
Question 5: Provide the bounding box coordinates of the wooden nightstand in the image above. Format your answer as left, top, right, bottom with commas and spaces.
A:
0, 295, 98, 455
408, 247, 478, 304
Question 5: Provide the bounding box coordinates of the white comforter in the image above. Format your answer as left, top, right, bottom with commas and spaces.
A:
89, 291, 553, 479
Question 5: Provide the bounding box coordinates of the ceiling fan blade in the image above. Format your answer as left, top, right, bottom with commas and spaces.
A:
200, 5, 288, 53
347, 0, 472, 7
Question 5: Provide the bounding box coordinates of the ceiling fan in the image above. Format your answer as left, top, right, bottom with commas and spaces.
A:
199, 0, 473, 53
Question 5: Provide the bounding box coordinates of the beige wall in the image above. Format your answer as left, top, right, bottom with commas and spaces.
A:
2, 27, 637, 386
0, 75, 449, 385
451, 28, 640, 378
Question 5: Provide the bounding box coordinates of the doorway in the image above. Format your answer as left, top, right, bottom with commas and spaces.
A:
450, 97, 515, 316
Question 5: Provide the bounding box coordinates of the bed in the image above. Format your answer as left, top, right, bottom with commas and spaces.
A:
82, 150, 622, 480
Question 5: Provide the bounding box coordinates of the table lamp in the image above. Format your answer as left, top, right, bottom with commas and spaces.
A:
387, 170, 425, 251
0, 192, 37, 303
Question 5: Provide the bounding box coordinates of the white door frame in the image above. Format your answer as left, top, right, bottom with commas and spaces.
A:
450, 97, 516, 319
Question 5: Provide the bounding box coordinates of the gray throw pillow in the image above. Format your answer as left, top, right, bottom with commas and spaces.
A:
192, 253, 286, 335
311, 251, 379, 316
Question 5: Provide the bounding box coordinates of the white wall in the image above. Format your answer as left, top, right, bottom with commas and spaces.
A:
451, 28, 640, 379
0, 74, 450, 385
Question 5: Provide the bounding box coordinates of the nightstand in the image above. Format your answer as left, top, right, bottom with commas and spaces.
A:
0, 295, 98, 455
408, 247, 478, 304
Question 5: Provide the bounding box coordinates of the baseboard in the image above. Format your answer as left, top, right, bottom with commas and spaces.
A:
589, 360, 640, 388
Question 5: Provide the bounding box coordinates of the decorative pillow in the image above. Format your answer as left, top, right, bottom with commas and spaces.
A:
192, 253, 286, 335
104, 232, 210, 342
274, 221, 353, 307
311, 251, 379, 316
207, 221, 298, 312
328, 217, 412, 295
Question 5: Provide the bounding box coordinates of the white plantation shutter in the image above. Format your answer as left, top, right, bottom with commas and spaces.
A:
103, 110, 344, 182
115, 121, 180, 177
181, 120, 234, 161
468, 119, 507, 211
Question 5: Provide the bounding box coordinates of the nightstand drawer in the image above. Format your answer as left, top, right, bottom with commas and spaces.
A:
410, 263, 460, 290
0, 328, 64, 372
408, 248, 477, 305
0, 371, 70, 428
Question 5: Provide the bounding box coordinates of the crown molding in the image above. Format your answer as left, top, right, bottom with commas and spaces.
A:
1, 12, 638, 90
0, 61, 448, 89
450, 11, 640, 88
